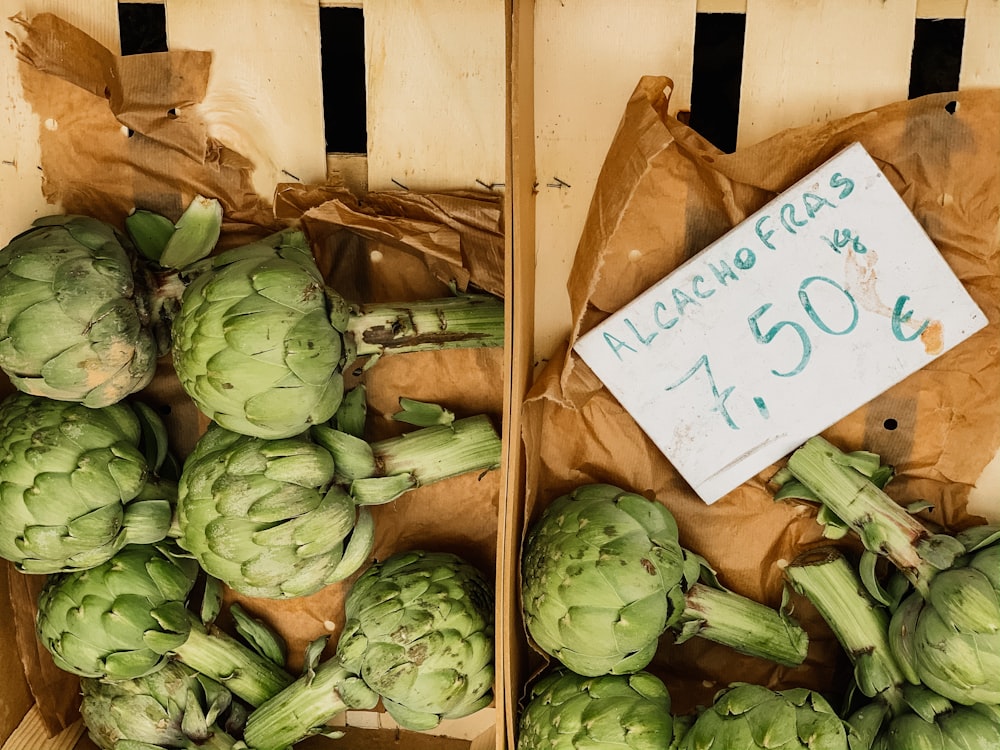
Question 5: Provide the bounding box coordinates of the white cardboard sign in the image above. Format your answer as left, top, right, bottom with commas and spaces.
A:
574, 142, 988, 504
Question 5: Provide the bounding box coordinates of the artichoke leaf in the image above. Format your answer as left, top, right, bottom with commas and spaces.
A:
230, 602, 287, 667
311, 425, 376, 480
350, 474, 416, 505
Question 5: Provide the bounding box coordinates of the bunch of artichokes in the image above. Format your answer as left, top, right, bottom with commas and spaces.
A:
778, 436, 1000, 708
785, 545, 1000, 749
0, 202, 504, 443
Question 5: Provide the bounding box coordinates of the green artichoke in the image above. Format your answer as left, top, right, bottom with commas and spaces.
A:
0, 392, 175, 573
852, 692, 1000, 750
0, 200, 220, 407
521, 484, 808, 676
517, 669, 676, 750
678, 683, 852, 750
888, 530, 1000, 706
80, 661, 246, 750
35, 543, 292, 707
175, 392, 501, 598
242, 550, 495, 750
0, 215, 159, 406
337, 549, 496, 728
778, 437, 1000, 706
786, 546, 1000, 750
170, 228, 504, 440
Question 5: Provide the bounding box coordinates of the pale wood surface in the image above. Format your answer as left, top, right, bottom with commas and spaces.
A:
163, 0, 327, 200
531, 0, 699, 369
962, 0, 1000, 90
738, 0, 917, 149
362, 0, 506, 193
0, 710, 84, 750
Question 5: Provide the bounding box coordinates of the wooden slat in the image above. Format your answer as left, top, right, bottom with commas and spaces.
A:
0, 0, 120, 245
163, 0, 327, 201
738, 0, 917, 149
961, 0, 1000, 89
531, 0, 699, 368
698, 0, 971, 19
0, 710, 84, 750
362, 0, 506, 192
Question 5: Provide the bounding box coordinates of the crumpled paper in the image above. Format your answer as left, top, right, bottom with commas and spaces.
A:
520, 76, 1000, 715
6, 13, 505, 735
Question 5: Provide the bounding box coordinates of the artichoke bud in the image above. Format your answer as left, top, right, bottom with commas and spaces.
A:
928, 567, 1000, 634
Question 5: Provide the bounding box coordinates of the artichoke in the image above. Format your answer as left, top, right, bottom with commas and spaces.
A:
785, 546, 1000, 750
0, 392, 175, 574
243, 550, 495, 750
517, 669, 676, 750
337, 549, 495, 728
778, 437, 1000, 706
888, 529, 1000, 706
852, 694, 1000, 750
80, 661, 247, 750
0, 200, 220, 407
175, 391, 501, 598
677, 683, 852, 750
521, 484, 808, 676
35, 543, 292, 707
170, 228, 504, 439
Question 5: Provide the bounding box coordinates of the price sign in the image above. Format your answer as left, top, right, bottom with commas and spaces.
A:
574, 142, 988, 504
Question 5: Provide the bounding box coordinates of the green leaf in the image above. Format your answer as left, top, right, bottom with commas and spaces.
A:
159, 196, 223, 269
125, 209, 176, 262
392, 398, 455, 427
230, 603, 287, 667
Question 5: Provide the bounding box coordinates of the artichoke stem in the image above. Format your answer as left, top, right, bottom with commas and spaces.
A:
173, 620, 294, 708
785, 547, 908, 714
786, 436, 936, 594
242, 658, 376, 750
347, 294, 504, 357
678, 582, 809, 667
373, 413, 502, 487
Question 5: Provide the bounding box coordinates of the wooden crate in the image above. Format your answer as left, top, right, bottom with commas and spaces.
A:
504, 0, 999, 745
2, 1, 999, 748
0, 2, 508, 749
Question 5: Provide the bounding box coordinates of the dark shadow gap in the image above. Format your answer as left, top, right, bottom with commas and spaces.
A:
320, 6, 368, 154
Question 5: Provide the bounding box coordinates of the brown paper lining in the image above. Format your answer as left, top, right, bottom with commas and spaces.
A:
6, 14, 505, 735
521, 77, 1000, 715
